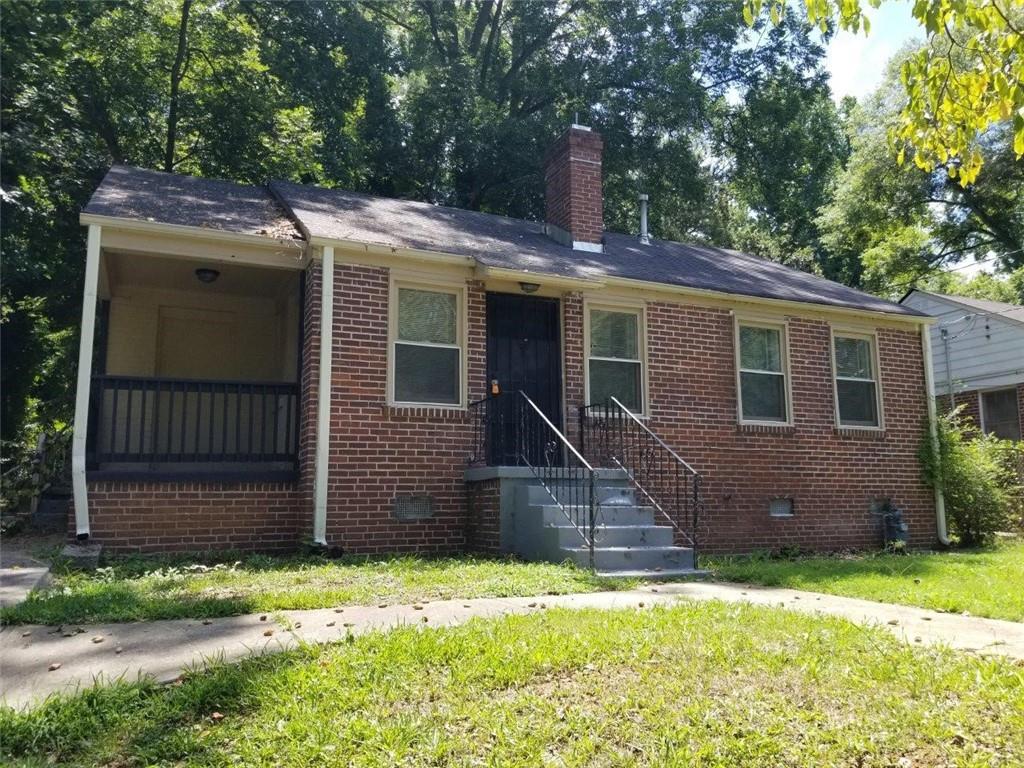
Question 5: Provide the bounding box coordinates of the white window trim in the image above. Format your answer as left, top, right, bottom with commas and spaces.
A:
733, 315, 794, 427
830, 326, 885, 431
979, 386, 1020, 438
583, 299, 649, 416
387, 276, 468, 410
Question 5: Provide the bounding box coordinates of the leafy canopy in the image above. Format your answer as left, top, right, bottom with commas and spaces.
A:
745, 0, 1024, 184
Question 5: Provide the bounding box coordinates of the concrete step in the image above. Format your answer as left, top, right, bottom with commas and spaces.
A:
546, 523, 674, 548
530, 503, 656, 527
560, 545, 694, 572
525, 483, 636, 507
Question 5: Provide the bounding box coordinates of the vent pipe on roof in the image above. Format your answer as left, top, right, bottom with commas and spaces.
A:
638, 194, 650, 245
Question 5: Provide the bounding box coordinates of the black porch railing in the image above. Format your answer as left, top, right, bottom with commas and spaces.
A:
469, 391, 597, 565
579, 397, 702, 562
88, 375, 299, 466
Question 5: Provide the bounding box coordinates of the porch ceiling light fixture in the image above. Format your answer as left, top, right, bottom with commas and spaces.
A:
519, 281, 541, 294
195, 267, 220, 284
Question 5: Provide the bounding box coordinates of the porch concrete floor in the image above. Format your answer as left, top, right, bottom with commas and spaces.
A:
3, 581, 1023, 710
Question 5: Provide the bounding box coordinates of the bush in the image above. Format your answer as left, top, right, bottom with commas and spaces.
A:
920, 408, 1024, 546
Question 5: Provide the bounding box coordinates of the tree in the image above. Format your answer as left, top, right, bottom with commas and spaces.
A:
745, 0, 1024, 184
816, 48, 1023, 295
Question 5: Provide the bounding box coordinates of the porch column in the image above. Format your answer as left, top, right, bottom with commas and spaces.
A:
312, 245, 334, 545
71, 224, 102, 539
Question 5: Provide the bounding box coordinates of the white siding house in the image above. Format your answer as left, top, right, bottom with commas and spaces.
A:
900, 290, 1024, 440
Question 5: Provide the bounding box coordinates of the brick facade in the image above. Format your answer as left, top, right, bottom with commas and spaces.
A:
82, 481, 305, 552
82, 258, 937, 555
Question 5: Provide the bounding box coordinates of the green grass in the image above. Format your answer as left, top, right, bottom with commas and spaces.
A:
0, 552, 636, 626
708, 538, 1024, 622
3, 603, 1022, 767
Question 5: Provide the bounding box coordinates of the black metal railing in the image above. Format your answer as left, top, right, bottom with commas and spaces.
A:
88, 375, 299, 465
469, 391, 597, 565
579, 396, 702, 562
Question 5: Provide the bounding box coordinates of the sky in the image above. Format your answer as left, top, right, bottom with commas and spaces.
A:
824, 1, 922, 102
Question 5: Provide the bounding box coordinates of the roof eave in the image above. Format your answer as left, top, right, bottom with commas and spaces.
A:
79, 212, 305, 251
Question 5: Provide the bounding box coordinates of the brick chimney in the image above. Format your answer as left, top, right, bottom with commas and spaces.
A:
543, 124, 604, 252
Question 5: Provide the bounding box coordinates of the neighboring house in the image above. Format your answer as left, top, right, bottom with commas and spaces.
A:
70, 125, 942, 572
900, 290, 1024, 441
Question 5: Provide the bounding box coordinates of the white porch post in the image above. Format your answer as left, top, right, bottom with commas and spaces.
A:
71, 225, 102, 539
312, 245, 334, 546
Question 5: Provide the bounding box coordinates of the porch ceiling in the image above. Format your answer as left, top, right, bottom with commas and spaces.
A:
104, 250, 299, 299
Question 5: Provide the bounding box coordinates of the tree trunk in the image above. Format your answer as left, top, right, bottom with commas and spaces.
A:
164, 0, 193, 173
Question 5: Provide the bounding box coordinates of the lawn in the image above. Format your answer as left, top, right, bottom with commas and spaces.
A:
3, 603, 1021, 767
0, 552, 635, 626
708, 538, 1024, 622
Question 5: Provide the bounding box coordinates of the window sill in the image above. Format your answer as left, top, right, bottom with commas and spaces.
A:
835, 426, 886, 439
386, 402, 468, 417
737, 422, 795, 435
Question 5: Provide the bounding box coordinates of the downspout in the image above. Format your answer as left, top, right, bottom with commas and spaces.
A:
71, 225, 102, 540
941, 328, 954, 410
312, 245, 334, 546
921, 325, 951, 545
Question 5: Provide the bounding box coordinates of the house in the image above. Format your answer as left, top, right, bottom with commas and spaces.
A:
900, 290, 1024, 441
70, 125, 945, 572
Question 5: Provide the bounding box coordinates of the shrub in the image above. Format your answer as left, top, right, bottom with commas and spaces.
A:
920, 408, 1023, 546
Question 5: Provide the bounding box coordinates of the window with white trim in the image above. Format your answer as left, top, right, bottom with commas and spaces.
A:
588, 307, 643, 412
737, 323, 789, 423
392, 286, 462, 406
981, 388, 1021, 440
833, 333, 880, 427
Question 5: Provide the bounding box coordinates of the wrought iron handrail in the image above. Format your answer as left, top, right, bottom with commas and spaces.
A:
468, 390, 597, 567
579, 396, 702, 564
88, 375, 299, 465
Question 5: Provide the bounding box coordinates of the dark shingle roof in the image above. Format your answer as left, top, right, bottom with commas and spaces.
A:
83, 166, 924, 318
269, 179, 923, 317
84, 166, 301, 240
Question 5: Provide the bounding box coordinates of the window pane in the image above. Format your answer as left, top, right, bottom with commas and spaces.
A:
589, 359, 642, 411
590, 309, 638, 359
739, 326, 782, 372
982, 389, 1021, 440
398, 288, 456, 344
394, 343, 460, 404
837, 379, 879, 426
835, 336, 873, 379
740, 371, 786, 421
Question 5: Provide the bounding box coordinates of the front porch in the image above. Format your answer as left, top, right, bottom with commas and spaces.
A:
84, 239, 304, 483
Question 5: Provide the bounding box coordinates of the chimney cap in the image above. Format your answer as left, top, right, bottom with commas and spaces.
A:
570, 123, 592, 132
638, 193, 649, 201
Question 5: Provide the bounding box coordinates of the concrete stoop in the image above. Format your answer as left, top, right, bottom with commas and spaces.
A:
513, 471, 698, 577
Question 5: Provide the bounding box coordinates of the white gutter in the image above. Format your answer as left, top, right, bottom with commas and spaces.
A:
312, 245, 334, 546
921, 325, 951, 545
71, 225, 102, 539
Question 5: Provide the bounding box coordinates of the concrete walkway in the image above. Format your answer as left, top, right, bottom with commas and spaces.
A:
0, 548, 50, 609
3, 581, 1023, 710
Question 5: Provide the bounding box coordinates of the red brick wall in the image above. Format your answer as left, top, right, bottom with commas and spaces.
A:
319, 266, 487, 553
465, 478, 501, 554
543, 127, 603, 245
640, 304, 935, 553
83, 481, 305, 552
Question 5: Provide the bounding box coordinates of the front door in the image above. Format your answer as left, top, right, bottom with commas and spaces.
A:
485, 292, 562, 465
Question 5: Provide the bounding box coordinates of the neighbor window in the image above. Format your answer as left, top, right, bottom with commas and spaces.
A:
588, 307, 643, 412
737, 323, 789, 423
981, 388, 1021, 441
392, 286, 462, 405
833, 332, 880, 428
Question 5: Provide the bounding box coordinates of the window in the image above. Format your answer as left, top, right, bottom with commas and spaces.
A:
833, 332, 881, 428
981, 388, 1021, 440
737, 323, 789, 423
587, 306, 643, 412
392, 286, 462, 406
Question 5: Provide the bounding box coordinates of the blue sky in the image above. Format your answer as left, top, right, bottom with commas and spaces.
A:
824, 1, 923, 101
